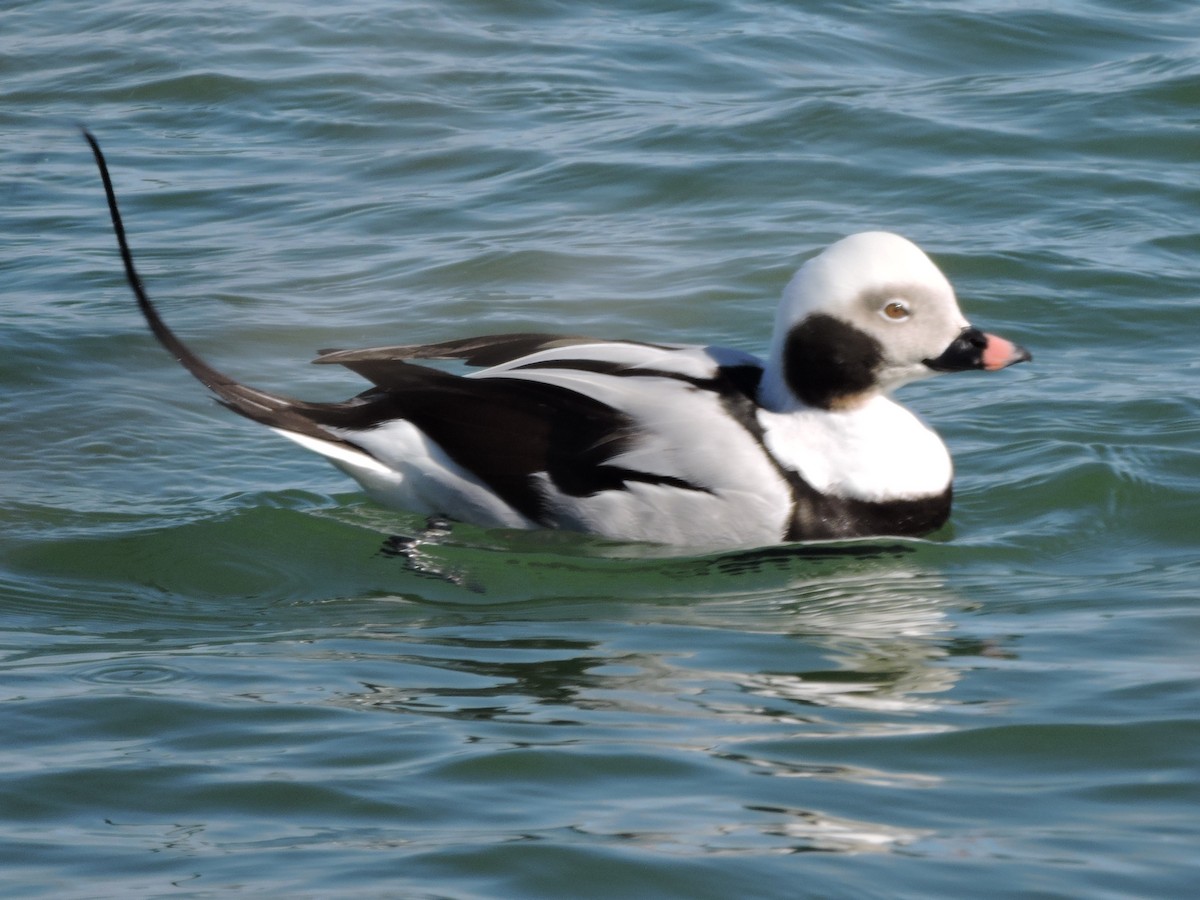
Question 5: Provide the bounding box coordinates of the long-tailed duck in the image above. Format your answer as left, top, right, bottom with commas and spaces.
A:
85, 131, 1030, 548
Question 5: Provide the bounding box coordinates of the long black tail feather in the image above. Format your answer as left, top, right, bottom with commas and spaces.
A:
83, 129, 345, 444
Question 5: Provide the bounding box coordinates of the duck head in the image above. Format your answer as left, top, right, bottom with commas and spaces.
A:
759, 232, 1031, 411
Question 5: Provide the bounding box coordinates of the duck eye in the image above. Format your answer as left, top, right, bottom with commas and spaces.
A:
881, 300, 910, 321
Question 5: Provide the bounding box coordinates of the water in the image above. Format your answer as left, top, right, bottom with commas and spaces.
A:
3, 1, 1199, 896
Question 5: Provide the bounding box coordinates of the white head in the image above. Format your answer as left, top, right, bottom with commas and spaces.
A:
759, 232, 1027, 411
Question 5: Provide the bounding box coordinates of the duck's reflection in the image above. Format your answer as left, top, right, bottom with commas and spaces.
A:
323, 541, 987, 855
342, 540, 968, 721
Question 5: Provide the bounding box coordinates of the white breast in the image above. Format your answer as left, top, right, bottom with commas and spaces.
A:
757, 395, 952, 502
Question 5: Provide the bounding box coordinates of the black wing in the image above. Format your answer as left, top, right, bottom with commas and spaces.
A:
317, 366, 711, 523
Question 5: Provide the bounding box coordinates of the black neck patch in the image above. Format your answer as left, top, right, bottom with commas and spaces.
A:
782, 313, 883, 409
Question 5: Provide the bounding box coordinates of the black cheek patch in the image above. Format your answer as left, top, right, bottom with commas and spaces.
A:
782, 314, 884, 409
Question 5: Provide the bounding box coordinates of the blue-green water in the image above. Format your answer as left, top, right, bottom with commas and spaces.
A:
3, 1, 1199, 896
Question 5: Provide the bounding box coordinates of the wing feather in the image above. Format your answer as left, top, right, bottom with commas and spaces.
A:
313, 333, 606, 386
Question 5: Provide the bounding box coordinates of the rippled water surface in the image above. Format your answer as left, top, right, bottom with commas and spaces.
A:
3, 1, 1199, 897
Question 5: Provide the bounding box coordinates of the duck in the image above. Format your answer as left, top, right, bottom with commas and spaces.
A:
85, 130, 1030, 549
